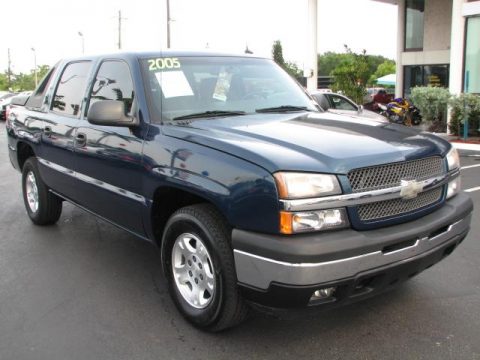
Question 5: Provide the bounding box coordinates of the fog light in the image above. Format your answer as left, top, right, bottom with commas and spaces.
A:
310, 287, 336, 301
447, 177, 461, 199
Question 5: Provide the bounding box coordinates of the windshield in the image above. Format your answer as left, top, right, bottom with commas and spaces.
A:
140, 56, 319, 122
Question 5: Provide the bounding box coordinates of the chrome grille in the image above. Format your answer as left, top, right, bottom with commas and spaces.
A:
348, 157, 446, 223
348, 157, 444, 193
357, 187, 443, 221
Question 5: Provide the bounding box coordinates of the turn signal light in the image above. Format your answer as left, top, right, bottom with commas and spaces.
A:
279, 209, 349, 234
280, 211, 293, 234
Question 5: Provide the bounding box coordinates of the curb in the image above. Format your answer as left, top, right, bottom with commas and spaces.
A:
451, 142, 480, 151
426, 132, 480, 152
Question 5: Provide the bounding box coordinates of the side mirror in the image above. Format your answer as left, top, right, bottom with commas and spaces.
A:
358, 104, 364, 114
11, 95, 30, 107
87, 100, 138, 127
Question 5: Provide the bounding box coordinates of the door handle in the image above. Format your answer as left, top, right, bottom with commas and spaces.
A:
44, 126, 52, 137
75, 132, 87, 147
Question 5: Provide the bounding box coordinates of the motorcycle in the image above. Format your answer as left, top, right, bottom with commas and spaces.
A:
378, 98, 422, 126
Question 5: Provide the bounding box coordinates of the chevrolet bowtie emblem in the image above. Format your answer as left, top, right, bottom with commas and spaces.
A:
400, 180, 424, 200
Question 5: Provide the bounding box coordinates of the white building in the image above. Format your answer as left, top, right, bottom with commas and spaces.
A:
372, 0, 480, 99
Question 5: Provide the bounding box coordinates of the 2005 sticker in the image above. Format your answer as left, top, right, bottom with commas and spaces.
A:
148, 58, 181, 71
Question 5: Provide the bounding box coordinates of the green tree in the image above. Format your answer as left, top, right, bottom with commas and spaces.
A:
272, 40, 286, 67
0, 72, 8, 91
369, 60, 396, 85
365, 54, 391, 77
36, 65, 51, 82
6, 64, 51, 92
271, 40, 302, 78
317, 52, 347, 76
284, 61, 302, 78
330, 45, 370, 104
318, 52, 392, 78
13, 73, 34, 91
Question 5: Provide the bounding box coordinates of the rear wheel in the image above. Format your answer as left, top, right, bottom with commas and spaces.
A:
22, 157, 62, 225
161, 204, 248, 331
412, 114, 422, 126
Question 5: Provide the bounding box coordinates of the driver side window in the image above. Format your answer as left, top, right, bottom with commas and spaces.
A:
87, 60, 135, 116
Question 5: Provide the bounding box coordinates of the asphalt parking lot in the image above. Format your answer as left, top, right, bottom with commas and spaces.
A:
0, 123, 479, 360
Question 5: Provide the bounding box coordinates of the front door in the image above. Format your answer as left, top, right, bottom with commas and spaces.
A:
73, 60, 146, 236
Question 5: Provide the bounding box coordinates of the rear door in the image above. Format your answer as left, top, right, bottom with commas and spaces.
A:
73, 59, 146, 235
38, 61, 92, 201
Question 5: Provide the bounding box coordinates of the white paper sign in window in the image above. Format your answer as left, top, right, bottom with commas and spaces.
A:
154, 71, 194, 98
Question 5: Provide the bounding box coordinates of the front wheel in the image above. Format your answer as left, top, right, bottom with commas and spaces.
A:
22, 157, 63, 225
161, 204, 248, 331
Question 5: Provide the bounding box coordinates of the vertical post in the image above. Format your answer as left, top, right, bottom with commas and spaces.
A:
7, 48, 12, 91
395, 0, 405, 98
448, 0, 466, 135
166, 0, 171, 48
31, 48, 37, 88
449, 0, 466, 96
78, 32, 84, 54
463, 71, 469, 141
306, 0, 318, 91
118, 10, 122, 50
463, 109, 469, 140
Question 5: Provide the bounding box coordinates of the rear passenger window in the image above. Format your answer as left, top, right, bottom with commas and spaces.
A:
51, 61, 92, 116
26, 63, 58, 109
88, 60, 134, 115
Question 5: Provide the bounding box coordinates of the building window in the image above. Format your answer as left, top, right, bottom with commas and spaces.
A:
405, 0, 425, 50
403, 64, 449, 97
464, 16, 480, 93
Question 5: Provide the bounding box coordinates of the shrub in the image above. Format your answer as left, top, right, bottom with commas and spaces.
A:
409, 87, 451, 131
448, 93, 480, 136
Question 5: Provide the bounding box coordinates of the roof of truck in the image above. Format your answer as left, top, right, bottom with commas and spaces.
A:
60, 50, 268, 64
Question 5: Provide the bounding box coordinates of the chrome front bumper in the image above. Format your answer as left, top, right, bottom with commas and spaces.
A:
234, 211, 471, 291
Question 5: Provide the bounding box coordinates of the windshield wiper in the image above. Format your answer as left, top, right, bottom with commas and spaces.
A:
255, 105, 314, 113
173, 110, 246, 121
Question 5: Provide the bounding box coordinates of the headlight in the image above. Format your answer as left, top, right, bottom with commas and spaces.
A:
280, 209, 349, 234
446, 147, 460, 171
274, 172, 342, 199
447, 176, 461, 199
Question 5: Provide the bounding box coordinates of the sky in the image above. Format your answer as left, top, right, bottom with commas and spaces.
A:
0, 0, 397, 74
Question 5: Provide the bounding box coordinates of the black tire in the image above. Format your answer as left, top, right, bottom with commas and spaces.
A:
412, 115, 422, 126
161, 204, 248, 332
22, 157, 62, 225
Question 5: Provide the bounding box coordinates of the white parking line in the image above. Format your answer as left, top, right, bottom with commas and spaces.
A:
465, 186, 480, 193
461, 164, 480, 170
466, 155, 480, 157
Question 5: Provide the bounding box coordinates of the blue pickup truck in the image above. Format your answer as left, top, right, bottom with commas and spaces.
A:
6, 51, 473, 331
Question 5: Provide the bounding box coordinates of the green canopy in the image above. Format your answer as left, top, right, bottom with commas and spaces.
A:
376, 74, 396, 86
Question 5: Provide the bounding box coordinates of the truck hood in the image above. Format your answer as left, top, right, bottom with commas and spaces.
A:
162, 112, 450, 174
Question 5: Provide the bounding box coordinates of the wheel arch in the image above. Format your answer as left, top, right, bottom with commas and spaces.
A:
150, 185, 229, 247
17, 141, 36, 171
